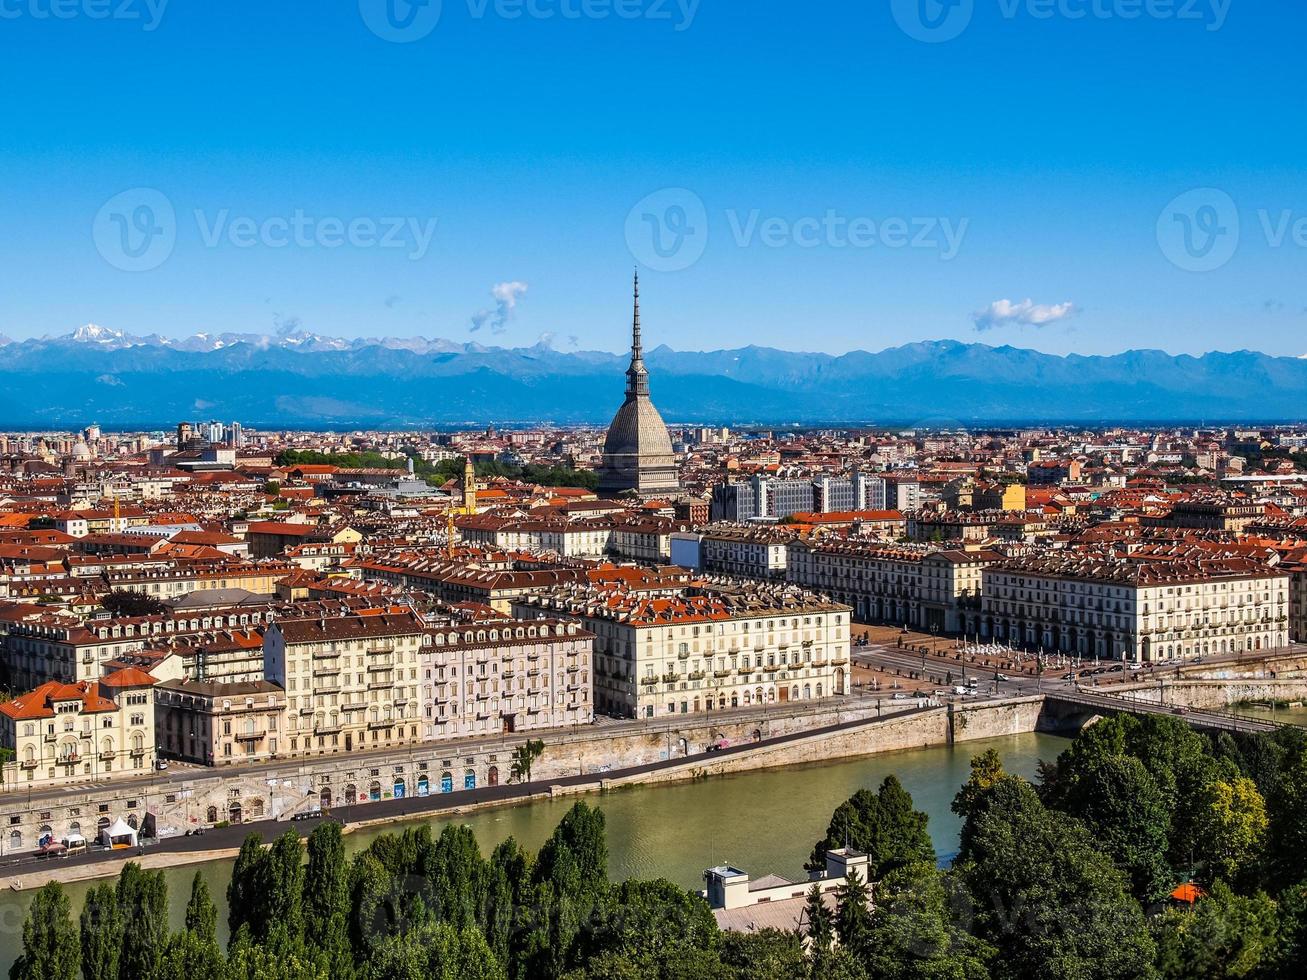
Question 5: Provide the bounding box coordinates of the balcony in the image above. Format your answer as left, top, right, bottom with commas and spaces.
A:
316, 684, 342, 695
341, 702, 368, 712
20, 759, 37, 770
688, 671, 705, 681
366, 719, 395, 731
366, 661, 394, 672
312, 665, 340, 677
640, 676, 658, 687
99, 750, 115, 761
235, 730, 267, 742
713, 669, 732, 679
661, 673, 680, 684
129, 747, 146, 757
366, 646, 395, 657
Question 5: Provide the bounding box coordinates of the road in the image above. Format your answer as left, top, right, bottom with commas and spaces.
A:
0, 700, 934, 882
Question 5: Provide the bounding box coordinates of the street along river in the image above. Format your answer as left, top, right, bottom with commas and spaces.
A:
0, 731, 1066, 971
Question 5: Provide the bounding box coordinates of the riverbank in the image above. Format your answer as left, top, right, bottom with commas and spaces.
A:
0, 731, 1070, 971
0, 696, 1045, 891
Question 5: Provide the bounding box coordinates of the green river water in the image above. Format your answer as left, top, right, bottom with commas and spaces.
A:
0, 732, 1067, 970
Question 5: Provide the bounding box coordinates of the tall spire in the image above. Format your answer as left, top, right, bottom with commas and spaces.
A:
626, 269, 649, 398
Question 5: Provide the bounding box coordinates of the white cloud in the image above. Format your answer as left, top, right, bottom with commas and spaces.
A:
470, 281, 529, 334
974, 298, 1076, 332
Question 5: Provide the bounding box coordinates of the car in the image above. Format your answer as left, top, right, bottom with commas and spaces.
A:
1172, 706, 1190, 715
996, 673, 1011, 681
892, 692, 907, 700
291, 809, 322, 822
154, 759, 169, 771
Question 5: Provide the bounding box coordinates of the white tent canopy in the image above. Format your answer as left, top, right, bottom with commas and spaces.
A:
99, 818, 137, 848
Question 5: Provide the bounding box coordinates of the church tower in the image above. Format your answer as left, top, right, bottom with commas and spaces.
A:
596, 273, 681, 499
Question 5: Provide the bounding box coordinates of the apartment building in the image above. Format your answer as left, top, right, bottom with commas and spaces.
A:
0, 667, 156, 786
420, 618, 593, 740
981, 553, 1289, 661
263, 610, 425, 756
787, 538, 1003, 634
515, 583, 850, 719
697, 525, 795, 580
154, 679, 287, 766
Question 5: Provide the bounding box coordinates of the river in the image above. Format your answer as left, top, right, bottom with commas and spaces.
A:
0, 732, 1067, 969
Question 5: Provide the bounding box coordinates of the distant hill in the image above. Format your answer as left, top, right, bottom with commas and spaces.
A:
0, 327, 1303, 426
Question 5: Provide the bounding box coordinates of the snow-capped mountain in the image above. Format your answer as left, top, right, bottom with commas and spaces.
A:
42, 323, 475, 355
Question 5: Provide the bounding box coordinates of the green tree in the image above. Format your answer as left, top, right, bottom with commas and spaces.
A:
263, 830, 307, 950
115, 862, 168, 980
228, 834, 267, 942
11, 882, 80, 980
834, 868, 873, 953
578, 878, 721, 978
303, 822, 352, 975
718, 929, 806, 980
1194, 777, 1268, 884
956, 775, 1156, 980
1152, 881, 1279, 979
183, 873, 217, 945
510, 740, 545, 784
78, 883, 121, 980
155, 932, 224, 980
1061, 755, 1173, 902
365, 922, 506, 980
807, 776, 935, 877
803, 883, 834, 955
861, 862, 993, 980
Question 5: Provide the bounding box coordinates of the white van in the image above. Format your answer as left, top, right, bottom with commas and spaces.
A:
61, 834, 87, 855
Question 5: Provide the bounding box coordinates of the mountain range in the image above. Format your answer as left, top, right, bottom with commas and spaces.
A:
1, 325, 1305, 427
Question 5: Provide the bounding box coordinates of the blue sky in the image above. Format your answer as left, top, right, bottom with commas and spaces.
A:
1, 0, 1304, 357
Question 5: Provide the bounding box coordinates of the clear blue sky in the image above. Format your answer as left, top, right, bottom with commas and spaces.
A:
1, 0, 1304, 356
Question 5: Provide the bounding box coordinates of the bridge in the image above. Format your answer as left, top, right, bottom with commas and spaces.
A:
1042, 690, 1281, 735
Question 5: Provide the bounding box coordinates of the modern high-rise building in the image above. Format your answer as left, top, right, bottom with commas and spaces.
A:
596, 273, 681, 499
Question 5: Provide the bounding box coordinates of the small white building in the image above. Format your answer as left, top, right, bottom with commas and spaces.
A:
703, 848, 872, 935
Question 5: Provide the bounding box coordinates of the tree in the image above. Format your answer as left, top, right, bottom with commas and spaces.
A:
577, 878, 720, 977
183, 872, 217, 945
956, 775, 1156, 979
803, 883, 834, 955
365, 922, 506, 980
860, 862, 993, 980
1193, 777, 1268, 885
718, 928, 806, 980
11, 882, 80, 980
1152, 881, 1280, 979
303, 822, 352, 975
115, 862, 168, 980
1060, 755, 1173, 902
155, 932, 225, 980
834, 868, 873, 953
510, 739, 545, 784
263, 830, 307, 950
807, 776, 935, 877
100, 589, 166, 618
228, 834, 267, 942
78, 882, 121, 980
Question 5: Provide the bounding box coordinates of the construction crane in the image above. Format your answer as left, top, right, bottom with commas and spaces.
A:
445, 457, 478, 558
